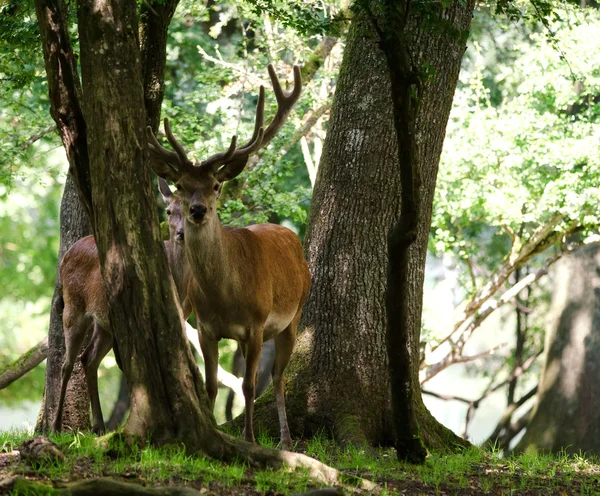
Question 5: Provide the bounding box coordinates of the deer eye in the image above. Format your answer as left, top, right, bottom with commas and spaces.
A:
214, 183, 220, 191
166, 209, 171, 216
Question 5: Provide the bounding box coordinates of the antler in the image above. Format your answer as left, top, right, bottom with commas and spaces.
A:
212, 64, 302, 182
147, 119, 194, 181
201, 84, 266, 174
262, 63, 302, 146
146, 64, 302, 184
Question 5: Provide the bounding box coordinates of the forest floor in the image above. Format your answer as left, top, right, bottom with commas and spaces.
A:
1, 429, 599, 495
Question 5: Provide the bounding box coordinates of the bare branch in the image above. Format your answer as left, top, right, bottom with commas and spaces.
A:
422, 389, 472, 405
420, 342, 507, 384
483, 385, 538, 447
449, 215, 565, 342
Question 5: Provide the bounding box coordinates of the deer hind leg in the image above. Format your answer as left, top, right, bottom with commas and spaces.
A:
199, 329, 219, 411
52, 309, 91, 433
81, 321, 113, 435
272, 317, 298, 451
242, 333, 263, 444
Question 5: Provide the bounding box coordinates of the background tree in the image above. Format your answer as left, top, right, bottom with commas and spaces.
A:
421, 3, 600, 449
515, 243, 600, 455
251, 0, 476, 451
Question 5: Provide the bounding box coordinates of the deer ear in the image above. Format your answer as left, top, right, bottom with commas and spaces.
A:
157, 177, 173, 203
215, 157, 250, 183
148, 156, 181, 183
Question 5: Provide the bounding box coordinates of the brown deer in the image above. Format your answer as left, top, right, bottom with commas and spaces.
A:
146, 64, 310, 450
52, 182, 188, 434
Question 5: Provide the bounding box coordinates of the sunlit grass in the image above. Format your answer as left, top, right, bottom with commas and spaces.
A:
2, 430, 600, 494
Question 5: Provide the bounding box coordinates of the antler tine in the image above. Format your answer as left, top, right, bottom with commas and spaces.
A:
261, 64, 302, 146
147, 126, 181, 165
163, 118, 191, 168
200, 135, 238, 172
201, 84, 266, 172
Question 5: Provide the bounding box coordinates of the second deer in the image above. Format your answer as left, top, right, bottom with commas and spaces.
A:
147, 64, 310, 450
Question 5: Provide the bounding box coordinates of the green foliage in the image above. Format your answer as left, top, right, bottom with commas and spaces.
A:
0, 1, 61, 187
242, 0, 343, 36
433, 6, 600, 269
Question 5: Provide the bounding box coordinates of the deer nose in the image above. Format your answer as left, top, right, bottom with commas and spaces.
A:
189, 204, 207, 221
176, 229, 184, 241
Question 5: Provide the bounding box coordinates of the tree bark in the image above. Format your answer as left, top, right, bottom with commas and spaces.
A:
34, 0, 93, 432
250, 2, 474, 451
36, 174, 91, 433
515, 243, 600, 455
139, 0, 179, 133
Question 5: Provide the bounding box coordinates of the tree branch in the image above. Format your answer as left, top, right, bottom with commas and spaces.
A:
20, 125, 57, 150
420, 342, 507, 384
34, 0, 94, 221
483, 385, 538, 448
0, 338, 48, 390
449, 215, 565, 341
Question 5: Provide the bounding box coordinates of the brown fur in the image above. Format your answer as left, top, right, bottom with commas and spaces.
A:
174, 168, 310, 450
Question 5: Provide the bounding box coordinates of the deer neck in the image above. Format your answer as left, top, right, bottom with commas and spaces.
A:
184, 215, 230, 289
165, 240, 189, 304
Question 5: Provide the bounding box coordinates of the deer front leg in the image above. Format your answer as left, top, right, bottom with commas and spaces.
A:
81, 322, 113, 434
242, 333, 263, 444
273, 321, 297, 450
53, 311, 90, 433
199, 330, 219, 411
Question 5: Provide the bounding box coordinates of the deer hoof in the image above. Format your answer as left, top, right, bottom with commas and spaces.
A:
91, 425, 106, 436
280, 437, 293, 451
242, 428, 256, 444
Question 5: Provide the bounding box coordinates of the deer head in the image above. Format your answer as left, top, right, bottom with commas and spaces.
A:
147, 64, 301, 225
158, 178, 185, 243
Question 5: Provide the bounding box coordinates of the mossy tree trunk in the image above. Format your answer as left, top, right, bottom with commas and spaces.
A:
515, 243, 600, 455
251, 1, 474, 451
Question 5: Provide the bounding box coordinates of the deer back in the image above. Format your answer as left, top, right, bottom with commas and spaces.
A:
59, 235, 108, 328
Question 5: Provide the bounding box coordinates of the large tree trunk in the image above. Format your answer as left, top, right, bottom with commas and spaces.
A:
515, 243, 600, 455
251, 3, 474, 450
34, 0, 179, 432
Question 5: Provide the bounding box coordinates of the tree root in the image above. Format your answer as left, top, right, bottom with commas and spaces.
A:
2, 477, 201, 495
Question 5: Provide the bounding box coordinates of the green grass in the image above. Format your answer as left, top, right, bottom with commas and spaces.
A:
2, 429, 600, 494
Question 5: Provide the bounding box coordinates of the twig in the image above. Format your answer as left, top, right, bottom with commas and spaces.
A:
421, 389, 471, 405
420, 342, 507, 384
20, 125, 57, 149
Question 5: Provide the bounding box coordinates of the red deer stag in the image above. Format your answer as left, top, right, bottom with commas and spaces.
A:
146, 64, 310, 450
52, 184, 188, 434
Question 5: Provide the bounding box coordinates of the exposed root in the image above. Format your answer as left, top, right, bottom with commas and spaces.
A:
207, 431, 378, 492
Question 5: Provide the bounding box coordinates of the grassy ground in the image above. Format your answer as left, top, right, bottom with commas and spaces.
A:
1, 428, 600, 495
